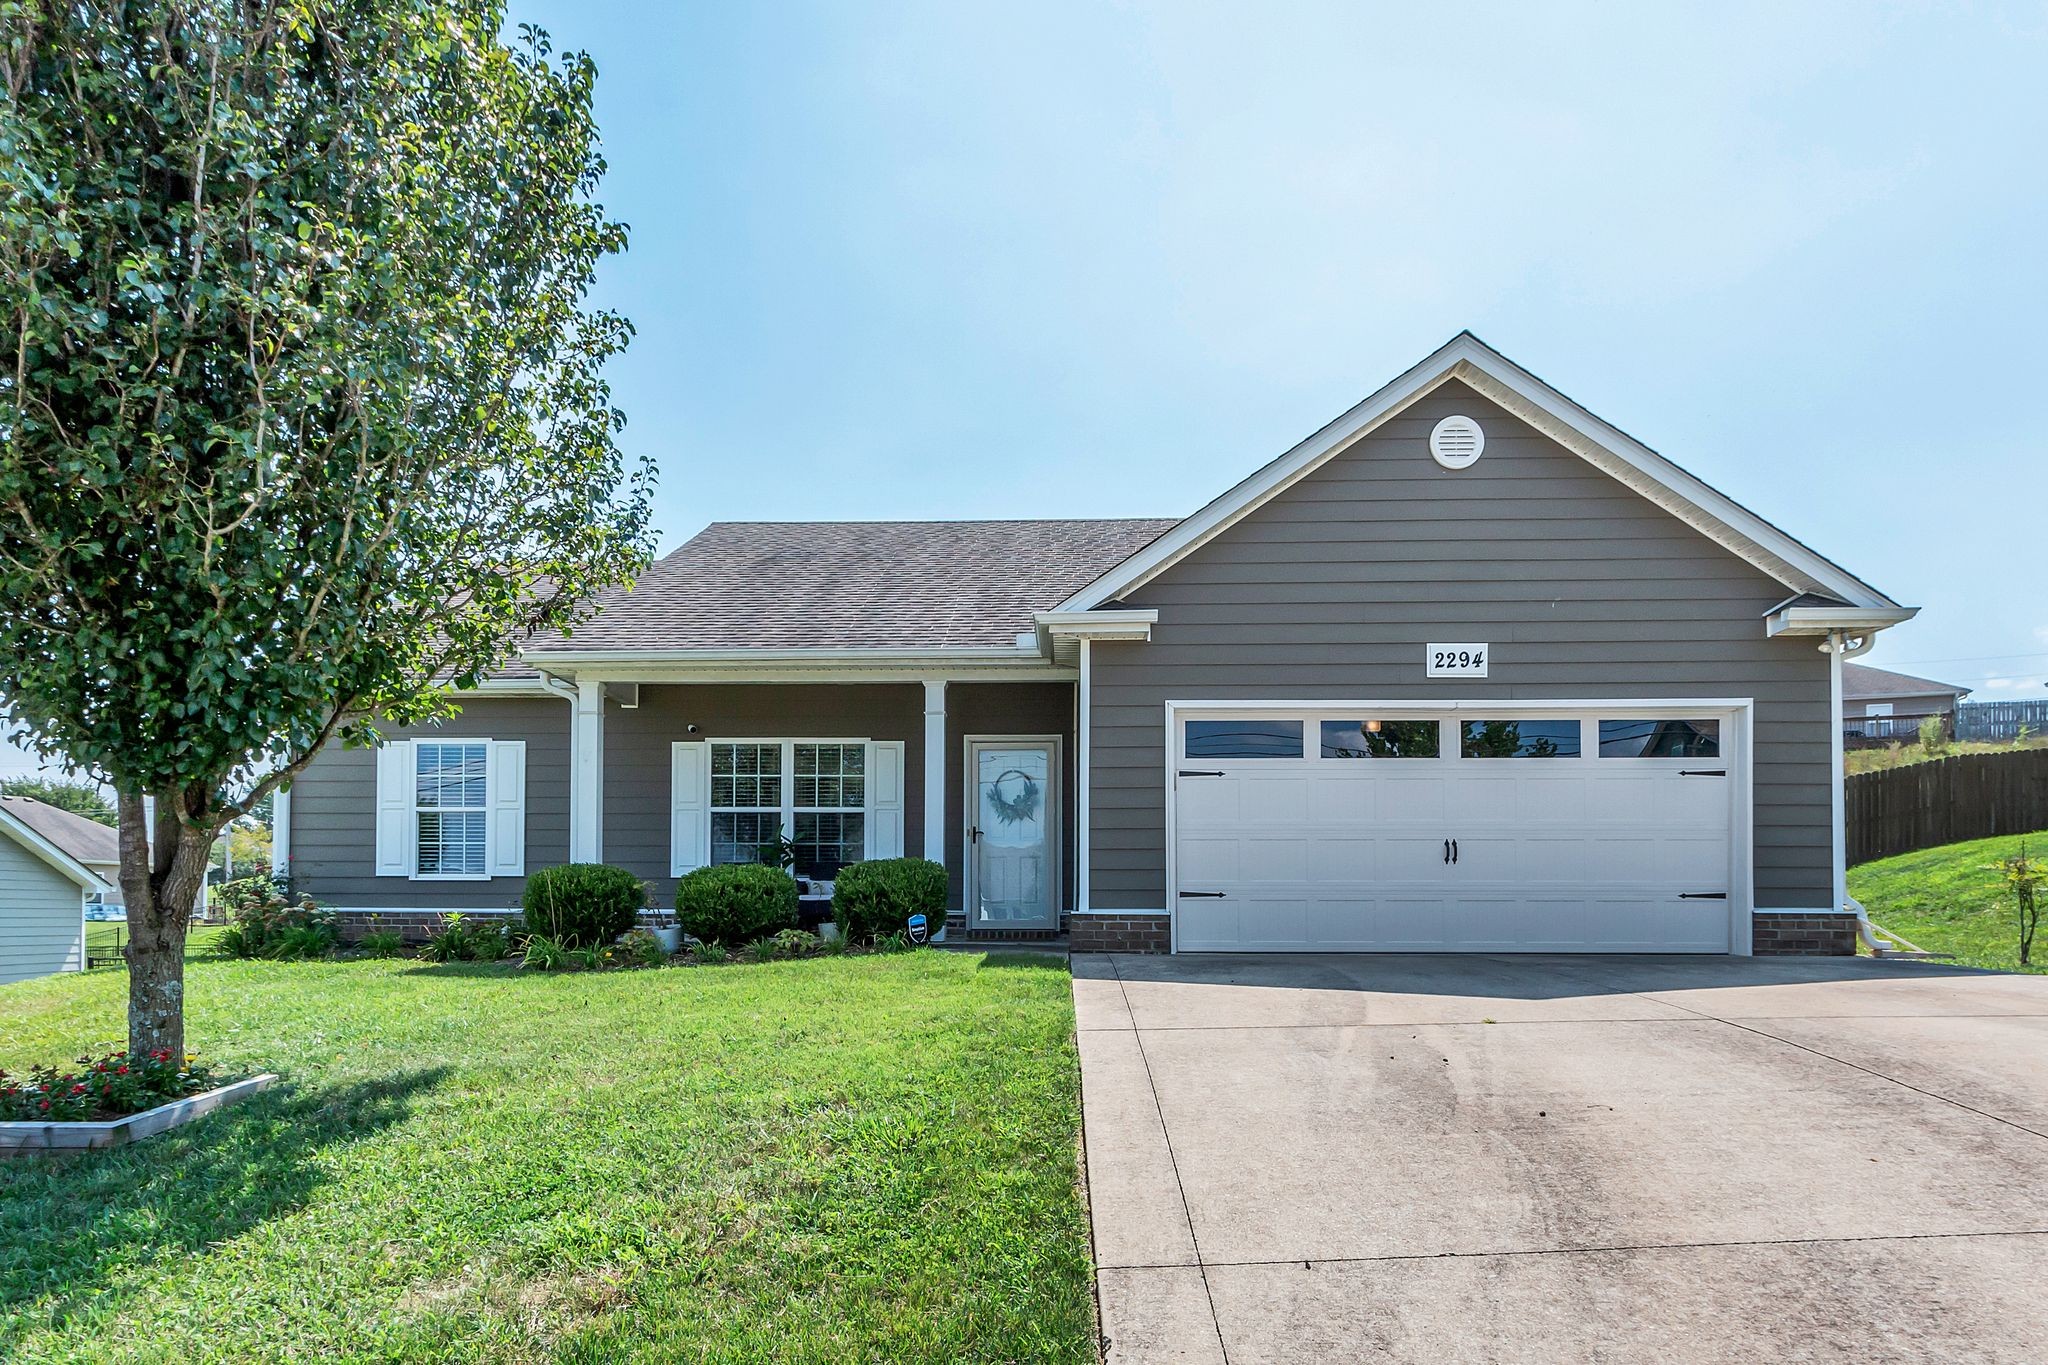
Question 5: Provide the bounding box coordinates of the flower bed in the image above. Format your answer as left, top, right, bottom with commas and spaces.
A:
2, 1050, 217, 1123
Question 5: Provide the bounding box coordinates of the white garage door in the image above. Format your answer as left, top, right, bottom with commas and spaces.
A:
1171, 709, 1739, 952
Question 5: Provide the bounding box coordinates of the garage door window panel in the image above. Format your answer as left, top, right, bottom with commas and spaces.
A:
1320, 719, 1440, 758
1460, 720, 1582, 759
1597, 719, 1720, 758
1185, 719, 1303, 758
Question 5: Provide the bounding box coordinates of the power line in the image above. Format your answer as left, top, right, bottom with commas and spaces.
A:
1872, 650, 2048, 668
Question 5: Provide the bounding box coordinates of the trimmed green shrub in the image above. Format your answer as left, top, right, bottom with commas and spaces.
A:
212, 875, 337, 959
522, 863, 646, 948
676, 864, 799, 946
831, 857, 946, 944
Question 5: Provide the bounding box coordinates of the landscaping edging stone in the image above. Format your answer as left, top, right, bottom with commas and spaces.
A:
0, 1073, 279, 1156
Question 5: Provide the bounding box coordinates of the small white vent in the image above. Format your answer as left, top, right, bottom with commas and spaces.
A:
1429, 415, 1485, 470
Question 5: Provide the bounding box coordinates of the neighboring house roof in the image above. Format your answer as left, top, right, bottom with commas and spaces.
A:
0, 798, 113, 890
1842, 663, 1971, 701
1056, 331, 1909, 620
523, 518, 1178, 653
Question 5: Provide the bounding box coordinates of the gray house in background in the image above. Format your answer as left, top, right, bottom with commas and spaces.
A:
1841, 663, 1970, 739
0, 798, 110, 984
278, 335, 1917, 955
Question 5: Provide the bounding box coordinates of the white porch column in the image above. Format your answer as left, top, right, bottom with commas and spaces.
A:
1076, 639, 1091, 913
571, 676, 605, 863
270, 785, 291, 879
922, 679, 947, 866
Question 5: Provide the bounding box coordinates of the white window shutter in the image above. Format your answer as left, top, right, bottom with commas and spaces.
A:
671, 742, 710, 876
374, 740, 414, 877
486, 740, 526, 877
867, 740, 905, 859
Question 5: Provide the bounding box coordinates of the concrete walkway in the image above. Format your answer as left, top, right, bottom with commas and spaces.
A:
1073, 953, 2048, 1363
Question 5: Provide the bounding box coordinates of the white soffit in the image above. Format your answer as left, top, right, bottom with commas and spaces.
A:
1054, 332, 1903, 615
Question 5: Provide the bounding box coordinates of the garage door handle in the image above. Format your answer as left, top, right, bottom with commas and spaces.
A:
1679, 892, 1727, 900
1679, 769, 1727, 777
1443, 839, 1451, 864
1178, 890, 1227, 899
1178, 769, 1227, 778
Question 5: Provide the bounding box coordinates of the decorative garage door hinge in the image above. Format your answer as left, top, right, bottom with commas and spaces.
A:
1678, 892, 1728, 900
1178, 890, 1227, 899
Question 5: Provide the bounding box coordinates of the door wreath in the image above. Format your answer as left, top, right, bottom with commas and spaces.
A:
984, 767, 1042, 825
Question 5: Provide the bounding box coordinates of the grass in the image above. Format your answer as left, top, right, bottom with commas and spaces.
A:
0, 950, 1093, 1363
1843, 735, 2048, 775
1848, 829, 2048, 973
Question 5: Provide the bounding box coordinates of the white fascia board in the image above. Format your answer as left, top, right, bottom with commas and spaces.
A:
459, 678, 558, 697
1033, 609, 1158, 638
0, 807, 113, 891
524, 645, 1045, 665
1056, 332, 1905, 614
518, 646, 1074, 685
1765, 606, 1920, 638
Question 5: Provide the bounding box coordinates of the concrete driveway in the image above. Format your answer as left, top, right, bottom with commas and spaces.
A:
1073, 954, 2048, 1363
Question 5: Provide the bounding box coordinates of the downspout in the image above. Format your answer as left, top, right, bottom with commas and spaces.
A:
1823, 630, 1886, 953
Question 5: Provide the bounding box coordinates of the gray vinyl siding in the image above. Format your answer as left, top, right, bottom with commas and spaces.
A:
1088, 377, 1834, 912
0, 833, 85, 983
604, 681, 1074, 913
287, 697, 570, 909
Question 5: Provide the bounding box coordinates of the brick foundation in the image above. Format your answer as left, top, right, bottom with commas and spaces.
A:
332, 908, 676, 945
1751, 912, 1858, 956
1069, 912, 1172, 954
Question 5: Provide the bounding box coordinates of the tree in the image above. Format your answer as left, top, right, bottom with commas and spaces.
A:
0, 2, 655, 1057
0, 775, 116, 825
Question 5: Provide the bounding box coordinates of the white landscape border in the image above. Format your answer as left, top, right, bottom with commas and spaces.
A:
0, 1073, 278, 1156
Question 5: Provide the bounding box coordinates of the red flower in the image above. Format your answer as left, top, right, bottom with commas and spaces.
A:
117, 1066, 128, 1075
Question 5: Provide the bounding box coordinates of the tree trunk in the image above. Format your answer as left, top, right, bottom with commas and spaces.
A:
118, 791, 218, 1060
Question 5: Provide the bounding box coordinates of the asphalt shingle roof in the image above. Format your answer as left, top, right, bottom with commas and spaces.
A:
1842, 663, 1970, 699
1, 795, 119, 867
524, 518, 1178, 653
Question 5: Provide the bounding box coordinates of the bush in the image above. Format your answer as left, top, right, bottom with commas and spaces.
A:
1919, 714, 1949, 755
522, 862, 646, 948
676, 864, 799, 946
831, 858, 946, 944
212, 875, 336, 959
357, 929, 406, 958
620, 928, 669, 967
692, 941, 730, 966
1, 1049, 216, 1122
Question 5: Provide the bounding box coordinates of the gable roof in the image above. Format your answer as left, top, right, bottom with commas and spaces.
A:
0, 798, 114, 890
0, 796, 118, 867
1843, 663, 1971, 700
523, 518, 1178, 654
1056, 332, 1908, 618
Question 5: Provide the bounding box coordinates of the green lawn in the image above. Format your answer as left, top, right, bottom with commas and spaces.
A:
1849, 829, 2048, 973
0, 951, 1093, 1363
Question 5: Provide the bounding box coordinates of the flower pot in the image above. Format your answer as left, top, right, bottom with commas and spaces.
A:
651, 926, 682, 954
818, 923, 841, 944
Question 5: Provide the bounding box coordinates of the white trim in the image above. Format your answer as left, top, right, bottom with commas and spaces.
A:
1163, 697, 1755, 955
1076, 639, 1092, 914
922, 681, 948, 867
460, 678, 559, 697
407, 738, 495, 882
318, 906, 528, 917
1765, 605, 1918, 637
271, 786, 291, 879
532, 659, 1075, 685
962, 734, 1065, 930
669, 741, 710, 876
1056, 333, 1904, 616
570, 677, 604, 863
0, 803, 113, 891
1828, 634, 1848, 917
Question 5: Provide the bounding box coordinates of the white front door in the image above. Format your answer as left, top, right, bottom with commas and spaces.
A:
1171, 708, 1741, 952
966, 738, 1060, 929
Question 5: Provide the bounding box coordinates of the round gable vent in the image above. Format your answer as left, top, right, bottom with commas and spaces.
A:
1429, 415, 1485, 470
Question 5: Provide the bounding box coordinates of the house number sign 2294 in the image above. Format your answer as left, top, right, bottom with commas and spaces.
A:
1426, 643, 1488, 678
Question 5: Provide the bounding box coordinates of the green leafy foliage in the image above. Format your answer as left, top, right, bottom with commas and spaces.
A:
521, 863, 645, 948
213, 876, 335, 960
521, 933, 571, 971
1849, 830, 2048, 973
355, 929, 406, 959
1, 1048, 216, 1123
676, 864, 799, 946
0, 2, 654, 1055
832, 858, 947, 944
0, 777, 114, 825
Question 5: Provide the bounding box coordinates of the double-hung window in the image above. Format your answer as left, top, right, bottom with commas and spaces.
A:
703, 741, 875, 881
414, 741, 489, 876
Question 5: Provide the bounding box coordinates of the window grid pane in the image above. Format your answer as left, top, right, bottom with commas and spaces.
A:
415, 742, 488, 874
794, 811, 865, 881
712, 811, 782, 867
1598, 719, 1720, 758
1459, 720, 1582, 759
1320, 719, 1440, 759
1184, 719, 1305, 758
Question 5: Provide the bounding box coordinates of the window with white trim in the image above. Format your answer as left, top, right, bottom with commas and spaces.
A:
707, 740, 869, 881
415, 741, 488, 876
710, 742, 783, 868
794, 743, 865, 880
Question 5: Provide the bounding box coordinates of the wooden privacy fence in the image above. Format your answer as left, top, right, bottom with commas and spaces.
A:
1955, 699, 2048, 742
1848, 748, 2048, 864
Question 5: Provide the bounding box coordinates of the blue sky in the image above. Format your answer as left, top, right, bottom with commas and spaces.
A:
5, 1, 2044, 781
